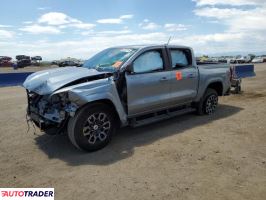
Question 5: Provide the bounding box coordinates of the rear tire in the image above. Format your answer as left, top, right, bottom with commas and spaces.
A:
196, 88, 218, 115
67, 103, 117, 152
235, 81, 241, 94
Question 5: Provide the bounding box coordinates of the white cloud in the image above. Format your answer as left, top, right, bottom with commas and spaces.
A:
0, 29, 15, 38
193, 0, 266, 6
61, 23, 96, 30
19, 12, 96, 35
0, 32, 167, 60
178, 33, 244, 44
23, 21, 33, 24
140, 20, 189, 31
164, 24, 189, 31
2, 30, 265, 60
38, 12, 80, 25
97, 14, 134, 24
2, 3, 266, 59
27, 12, 96, 31
71, 23, 95, 29
192, 0, 266, 54
194, 7, 245, 19
170, 32, 266, 54
194, 6, 266, 32
0, 25, 13, 28
19, 24, 61, 34
38, 7, 50, 10
38, 12, 71, 25
97, 18, 123, 24
81, 30, 131, 36
139, 22, 161, 30
100, 30, 131, 34
120, 15, 134, 19
140, 20, 188, 31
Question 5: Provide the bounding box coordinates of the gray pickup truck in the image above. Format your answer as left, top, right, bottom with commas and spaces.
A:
23, 45, 231, 151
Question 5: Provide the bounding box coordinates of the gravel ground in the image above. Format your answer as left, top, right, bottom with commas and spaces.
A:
0, 63, 265, 200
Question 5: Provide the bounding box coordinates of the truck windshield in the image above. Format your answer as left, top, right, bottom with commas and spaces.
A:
82, 48, 138, 72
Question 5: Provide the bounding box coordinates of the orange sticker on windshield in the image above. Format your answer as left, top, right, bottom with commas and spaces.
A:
176, 71, 182, 80
112, 61, 123, 68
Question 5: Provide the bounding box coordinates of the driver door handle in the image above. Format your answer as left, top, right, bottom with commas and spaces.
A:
188, 73, 196, 78
160, 77, 168, 82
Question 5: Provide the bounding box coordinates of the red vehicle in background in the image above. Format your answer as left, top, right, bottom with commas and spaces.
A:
0, 56, 13, 67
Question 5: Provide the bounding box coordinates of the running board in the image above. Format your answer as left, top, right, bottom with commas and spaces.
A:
129, 107, 196, 127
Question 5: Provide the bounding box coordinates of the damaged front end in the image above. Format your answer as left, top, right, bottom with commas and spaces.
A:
26, 89, 77, 135
23, 65, 127, 136
23, 67, 115, 134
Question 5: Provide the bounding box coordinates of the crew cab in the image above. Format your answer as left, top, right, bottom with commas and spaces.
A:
23, 45, 231, 151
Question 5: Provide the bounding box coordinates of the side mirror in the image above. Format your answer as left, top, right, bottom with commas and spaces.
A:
125, 64, 133, 73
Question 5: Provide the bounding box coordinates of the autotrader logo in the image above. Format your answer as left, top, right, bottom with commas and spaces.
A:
0, 188, 54, 200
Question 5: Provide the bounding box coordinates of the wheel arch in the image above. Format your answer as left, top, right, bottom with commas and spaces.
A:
67, 80, 128, 126
206, 81, 223, 96
77, 99, 122, 127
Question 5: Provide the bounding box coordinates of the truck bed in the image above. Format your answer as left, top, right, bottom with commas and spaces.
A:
197, 62, 230, 69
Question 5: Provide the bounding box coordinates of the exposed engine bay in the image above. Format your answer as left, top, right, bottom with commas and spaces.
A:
26, 90, 78, 133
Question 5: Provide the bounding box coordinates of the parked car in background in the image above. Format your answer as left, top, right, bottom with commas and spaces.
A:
228, 57, 237, 64
235, 56, 252, 64
23, 44, 231, 152
58, 60, 82, 67
228, 56, 251, 64
252, 57, 264, 63
217, 58, 227, 63
16, 55, 31, 68
0, 56, 13, 67
51, 60, 60, 65
31, 56, 42, 66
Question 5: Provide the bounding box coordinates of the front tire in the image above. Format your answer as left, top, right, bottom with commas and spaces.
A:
196, 88, 218, 115
68, 103, 117, 152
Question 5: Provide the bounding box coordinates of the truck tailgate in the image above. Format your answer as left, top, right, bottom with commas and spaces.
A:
232, 64, 256, 79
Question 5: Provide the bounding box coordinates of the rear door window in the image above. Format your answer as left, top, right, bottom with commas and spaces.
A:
170, 49, 191, 68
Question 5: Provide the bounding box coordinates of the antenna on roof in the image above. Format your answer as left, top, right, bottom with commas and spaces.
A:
166, 36, 172, 45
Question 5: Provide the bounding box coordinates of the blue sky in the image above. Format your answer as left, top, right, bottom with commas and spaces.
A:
0, 0, 266, 60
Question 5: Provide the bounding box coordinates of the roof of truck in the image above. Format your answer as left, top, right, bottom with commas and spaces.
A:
112, 44, 191, 49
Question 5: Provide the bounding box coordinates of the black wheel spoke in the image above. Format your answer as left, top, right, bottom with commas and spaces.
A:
82, 112, 111, 144
205, 94, 218, 114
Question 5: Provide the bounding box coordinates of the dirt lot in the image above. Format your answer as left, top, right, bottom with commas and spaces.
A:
0, 64, 266, 200
0, 65, 57, 73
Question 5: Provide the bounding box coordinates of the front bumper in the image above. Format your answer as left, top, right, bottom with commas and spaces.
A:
28, 110, 45, 129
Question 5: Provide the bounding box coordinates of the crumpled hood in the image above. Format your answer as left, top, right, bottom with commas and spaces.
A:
23, 67, 108, 95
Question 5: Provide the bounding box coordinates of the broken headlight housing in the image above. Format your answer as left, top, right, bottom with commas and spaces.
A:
37, 92, 77, 123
